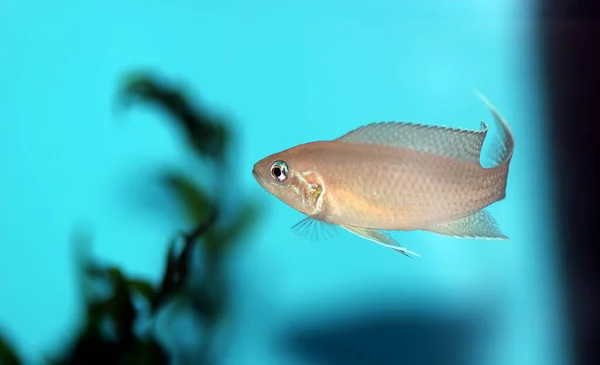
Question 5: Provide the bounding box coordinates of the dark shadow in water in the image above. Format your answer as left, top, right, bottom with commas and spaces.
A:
283, 309, 489, 365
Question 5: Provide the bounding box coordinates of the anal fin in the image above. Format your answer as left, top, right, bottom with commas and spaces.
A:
340, 224, 419, 257
424, 209, 508, 240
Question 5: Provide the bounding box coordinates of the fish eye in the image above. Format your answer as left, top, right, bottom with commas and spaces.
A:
270, 160, 288, 182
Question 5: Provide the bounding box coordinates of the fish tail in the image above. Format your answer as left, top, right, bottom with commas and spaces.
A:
474, 90, 515, 168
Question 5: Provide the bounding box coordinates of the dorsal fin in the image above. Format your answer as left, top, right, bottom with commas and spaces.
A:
335, 120, 488, 164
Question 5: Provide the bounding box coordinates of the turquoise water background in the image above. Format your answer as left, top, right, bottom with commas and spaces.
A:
1, 1, 571, 364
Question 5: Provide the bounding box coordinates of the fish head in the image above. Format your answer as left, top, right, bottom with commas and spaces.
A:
252, 144, 324, 216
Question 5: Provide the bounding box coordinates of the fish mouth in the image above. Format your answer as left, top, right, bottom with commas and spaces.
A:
252, 164, 268, 191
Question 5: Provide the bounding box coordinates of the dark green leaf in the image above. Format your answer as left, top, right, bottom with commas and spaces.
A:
163, 171, 213, 223
107, 267, 125, 283
124, 338, 169, 365
118, 71, 229, 160
0, 332, 21, 365
128, 279, 156, 303
206, 202, 260, 254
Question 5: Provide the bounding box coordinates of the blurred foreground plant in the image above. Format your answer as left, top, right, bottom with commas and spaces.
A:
0, 334, 20, 365
0, 71, 257, 365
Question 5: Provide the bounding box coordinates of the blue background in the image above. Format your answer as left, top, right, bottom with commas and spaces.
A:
1, 1, 571, 364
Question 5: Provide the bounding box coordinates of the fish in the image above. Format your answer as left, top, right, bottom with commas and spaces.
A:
251, 92, 514, 257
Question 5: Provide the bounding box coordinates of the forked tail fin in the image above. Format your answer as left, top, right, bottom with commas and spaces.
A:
475, 90, 515, 168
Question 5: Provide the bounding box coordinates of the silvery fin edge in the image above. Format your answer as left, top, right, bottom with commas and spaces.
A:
339, 224, 420, 257
423, 209, 508, 240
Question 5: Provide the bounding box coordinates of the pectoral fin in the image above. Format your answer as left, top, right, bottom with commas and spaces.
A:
340, 224, 419, 257
291, 217, 337, 241
424, 209, 508, 239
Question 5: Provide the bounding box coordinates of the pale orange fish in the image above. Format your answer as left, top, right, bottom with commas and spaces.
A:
252, 92, 514, 257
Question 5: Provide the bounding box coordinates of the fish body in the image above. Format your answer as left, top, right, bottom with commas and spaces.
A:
276, 141, 509, 231
252, 93, 514, 256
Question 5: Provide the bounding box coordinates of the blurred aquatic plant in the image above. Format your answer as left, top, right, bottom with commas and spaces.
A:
119, 71, 229, 161
1, 71, 257, 365
0, 333, 20, 365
